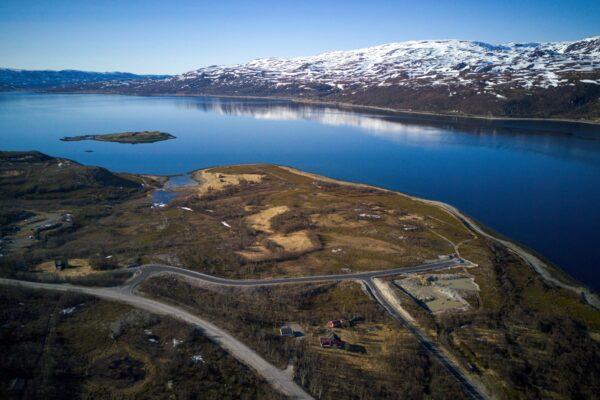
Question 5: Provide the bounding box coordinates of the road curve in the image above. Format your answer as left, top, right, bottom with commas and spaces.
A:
0, 278, 313, 400
0, 259, 465, 399
119, 257, 488, 400
126, 259, 463, 292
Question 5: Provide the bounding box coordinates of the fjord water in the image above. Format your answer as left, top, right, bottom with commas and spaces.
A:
1, 92, 599, 291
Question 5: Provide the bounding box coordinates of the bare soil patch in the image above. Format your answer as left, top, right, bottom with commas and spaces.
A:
270, 231, 318, 254
395, 273, 479, 314
33, 258, 94, 277
247, 205, 289, 233
193, 169, 263, 194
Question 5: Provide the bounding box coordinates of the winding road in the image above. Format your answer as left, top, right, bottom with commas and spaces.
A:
0, 257, 488, 400
125, 259, 461, 290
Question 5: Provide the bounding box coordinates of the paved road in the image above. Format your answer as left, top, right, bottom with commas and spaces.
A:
126, 259, 462, 292
1, 257, 488, 400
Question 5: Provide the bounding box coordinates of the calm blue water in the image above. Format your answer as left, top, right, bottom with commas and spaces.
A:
1, 92, 599, 290
152, 174, 197, 204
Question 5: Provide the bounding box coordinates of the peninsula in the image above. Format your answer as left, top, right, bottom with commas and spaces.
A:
0, 151, 598, 400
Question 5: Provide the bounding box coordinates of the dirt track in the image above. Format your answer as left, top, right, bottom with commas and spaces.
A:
0, 278, 313, 399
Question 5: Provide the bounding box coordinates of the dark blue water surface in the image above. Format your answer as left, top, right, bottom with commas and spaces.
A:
1, 92, 599, 290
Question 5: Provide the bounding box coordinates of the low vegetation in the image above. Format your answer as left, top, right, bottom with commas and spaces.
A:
140, 276, 466, 399
0, 286, 281, 399
389, 240, 600, 399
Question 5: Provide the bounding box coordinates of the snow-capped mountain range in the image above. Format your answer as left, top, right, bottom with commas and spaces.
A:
171, 36, 599, 94
5, 36, 600, 120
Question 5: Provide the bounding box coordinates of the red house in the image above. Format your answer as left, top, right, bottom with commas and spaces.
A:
327, 319, 347, 329
319, 332, 344, 349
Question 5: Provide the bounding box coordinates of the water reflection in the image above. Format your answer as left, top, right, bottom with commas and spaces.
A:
173, 96, 600, 163
176, 96, 600, 135
178, 98, 444, 135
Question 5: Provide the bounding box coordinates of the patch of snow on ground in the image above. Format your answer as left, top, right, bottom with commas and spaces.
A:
61, 306, 77, 315
191, 354, 205, 363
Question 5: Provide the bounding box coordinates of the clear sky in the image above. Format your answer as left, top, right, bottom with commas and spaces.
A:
1, 0, 599, 74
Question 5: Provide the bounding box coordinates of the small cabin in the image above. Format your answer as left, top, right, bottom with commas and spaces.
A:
280, 325, 294, 337
320, 332, 343, 348
401, 224, 419, 231
54, 258, 68, 271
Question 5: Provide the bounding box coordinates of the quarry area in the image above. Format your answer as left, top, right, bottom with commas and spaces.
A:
395, 273, 480, 313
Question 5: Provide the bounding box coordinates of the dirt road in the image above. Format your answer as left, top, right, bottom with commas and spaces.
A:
0, 278, 313, 399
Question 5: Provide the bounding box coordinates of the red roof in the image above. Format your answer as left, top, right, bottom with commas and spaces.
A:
320, 337, 343, 348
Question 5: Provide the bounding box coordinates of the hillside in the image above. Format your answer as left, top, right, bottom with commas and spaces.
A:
0, 151, 141, 199
60, 36, 600, 121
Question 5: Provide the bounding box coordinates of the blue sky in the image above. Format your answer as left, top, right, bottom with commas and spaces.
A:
1, 0, 599, 74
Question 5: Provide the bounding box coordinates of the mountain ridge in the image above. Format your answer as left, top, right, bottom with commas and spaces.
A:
7, 36, 600, 121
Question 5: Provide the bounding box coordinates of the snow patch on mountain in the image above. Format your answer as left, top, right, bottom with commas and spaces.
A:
174, 37, 600, 91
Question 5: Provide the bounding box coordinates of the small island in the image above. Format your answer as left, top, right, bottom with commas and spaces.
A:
60, 131, 175, 144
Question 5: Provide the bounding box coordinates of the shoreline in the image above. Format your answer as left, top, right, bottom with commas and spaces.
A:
199, 93, 600, 127
10, 89, 600, 128
276, 165, 600, 309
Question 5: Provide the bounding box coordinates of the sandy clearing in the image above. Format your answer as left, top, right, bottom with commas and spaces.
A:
247, 205, 289, 233
193, 169, 263, 194
270, 231, 317, 253
237, 245, 271, 261
33, 258, 94, 277
238, 231, 319, 261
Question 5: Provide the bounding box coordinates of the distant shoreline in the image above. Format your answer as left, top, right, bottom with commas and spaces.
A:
187, 92, 600, 127
37, 89, 600, 127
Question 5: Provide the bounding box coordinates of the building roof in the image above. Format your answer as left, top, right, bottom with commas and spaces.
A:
280, 325, 294, 336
